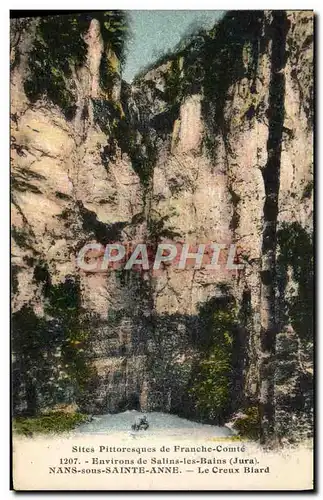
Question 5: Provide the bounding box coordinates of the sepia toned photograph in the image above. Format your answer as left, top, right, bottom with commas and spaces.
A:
10, 9, 314, 491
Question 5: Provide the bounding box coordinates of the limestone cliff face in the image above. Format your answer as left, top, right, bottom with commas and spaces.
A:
11, 14, 146, 414
11, 11, 313, 441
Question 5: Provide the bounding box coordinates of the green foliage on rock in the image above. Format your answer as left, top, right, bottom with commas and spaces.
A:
277, 222, 313, 342
190, 344, 233, 418
164, 58, 182, 105
92, 87, 156, 187
24, 14, 88, 117
99, 11, 130, 68
12, 269, 96, 416
190, 294, 238, 422
44, 277, 95, 392
99, 11, 131, 93
147, 210, 181, 245
233, 406, 261, 440
24, 11, 130, 117
13, 412, 88, 436
201, 12, 266, 146
133, 12, 266, 160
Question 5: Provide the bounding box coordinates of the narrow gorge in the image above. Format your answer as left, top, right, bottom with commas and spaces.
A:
11, 10, 314, 443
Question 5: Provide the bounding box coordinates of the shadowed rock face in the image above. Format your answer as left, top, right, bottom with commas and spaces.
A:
11, 11, 313, 442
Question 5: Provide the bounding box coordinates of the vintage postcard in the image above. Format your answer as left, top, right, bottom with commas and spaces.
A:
10, 9, 314, 491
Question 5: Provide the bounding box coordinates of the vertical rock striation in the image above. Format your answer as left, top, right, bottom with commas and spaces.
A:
11, 11, 313, 442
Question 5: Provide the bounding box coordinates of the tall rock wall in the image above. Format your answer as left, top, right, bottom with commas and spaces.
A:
11, 11, 313, 442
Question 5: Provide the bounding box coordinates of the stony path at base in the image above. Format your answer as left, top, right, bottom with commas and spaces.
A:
75, 410, 233, 437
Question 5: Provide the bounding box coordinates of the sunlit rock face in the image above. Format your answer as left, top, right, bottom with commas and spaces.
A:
11, 12, 313, 441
